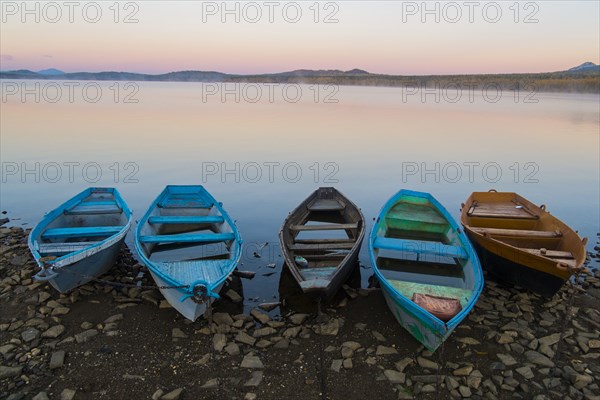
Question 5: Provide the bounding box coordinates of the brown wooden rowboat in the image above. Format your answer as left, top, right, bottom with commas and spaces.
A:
460, 190, 587, 296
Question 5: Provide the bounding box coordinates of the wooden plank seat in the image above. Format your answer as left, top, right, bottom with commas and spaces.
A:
293, 238, 355, 244
307, 199, 345, 211
154, 259, 230, 284
65, 201, 121, 215
521, 248, 574, 258
38, 241, 100, 255
467, 202, 538, 219
42, 226, 122, 239
288, 242, 355, 251
373, 237, 468, 260
158, 193, 214, 209
290, 223, 358, 231
470, 227, 561, 238
148, 216, 224, 225
139, 232, 235, 244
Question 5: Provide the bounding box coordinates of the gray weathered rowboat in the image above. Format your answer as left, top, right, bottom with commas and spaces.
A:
28, 187, 132, 292
135, 185, 242, 321
279, 187, 365, 300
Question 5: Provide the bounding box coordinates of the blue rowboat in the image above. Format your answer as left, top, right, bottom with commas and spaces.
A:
28, 187, 132, 292
368, 190, 483, 352
134, 185, 242, 321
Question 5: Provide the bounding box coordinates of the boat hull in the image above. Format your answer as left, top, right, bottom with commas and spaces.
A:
148, 269, 225, 321
460, 191, 586, 296
380, 285, 449, 352
467, 236, 566, 297
369, 190, 483, 352
44, 238, 125, 292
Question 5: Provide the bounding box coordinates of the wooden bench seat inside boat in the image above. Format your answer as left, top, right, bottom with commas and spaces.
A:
65, 201, 121, 215
154, 259, 229, 283
288, 242, 355, 251
158, 193, 214, 209
290, 223, 358, 231
471, 227, 561, 238
148, 216, 224, 225
373, 237, 468, 260
521, 248, 574, 258
139, 232, 235, 244
307, 198, 345, 211
42, 226, 122, 239
467, 201, 538, 219
38, 241, 101, 255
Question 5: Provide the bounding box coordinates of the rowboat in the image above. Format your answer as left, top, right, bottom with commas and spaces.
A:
368, 190, 483, 352
279, 187, 365, 300
28, 187, 132, 292
460, 190, 587, 296
134, 185, 242, 321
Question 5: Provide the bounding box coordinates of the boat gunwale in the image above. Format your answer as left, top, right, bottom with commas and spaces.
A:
369, 189, 484, 334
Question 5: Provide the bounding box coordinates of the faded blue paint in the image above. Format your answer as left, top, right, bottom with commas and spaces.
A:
134, 185, 242, 321
28, 187, 132, 292
368, 189, 484, 351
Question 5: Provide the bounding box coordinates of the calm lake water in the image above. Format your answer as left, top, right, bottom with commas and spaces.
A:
1, 81, 599, 306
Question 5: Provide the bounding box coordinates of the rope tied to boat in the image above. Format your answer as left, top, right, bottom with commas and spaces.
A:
180, 280, 220, 304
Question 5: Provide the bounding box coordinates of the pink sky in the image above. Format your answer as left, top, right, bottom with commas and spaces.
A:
1, 1, 598, 75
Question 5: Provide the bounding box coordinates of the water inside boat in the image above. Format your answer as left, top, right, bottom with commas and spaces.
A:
374, 196, 474, 310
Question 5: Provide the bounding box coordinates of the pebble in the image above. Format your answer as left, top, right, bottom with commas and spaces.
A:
289, 313, 308, 325
32, 393, 49, 400
49, 350, 65, 369
225, 289, 243, 303
60, 389, 76, 400
525, 351, 555, 367
250, 309, 270, 324
375, 345, 398, 356
236, 331, 257, 346
41, 324, 65, 338
75, 329, 98, 343
161, 388, 184, 400
172, 328, 187, 339
212, 333, 227, 352
0, 365, 22, 379
244, 371, 263, 387
417, 357, 439, 370
213, 312, 234, 326
330, 358, 343, 372
224, 343, 240, 356
241, 355, 264, 369
201, 378, 218, 389
383, 369, 405, 384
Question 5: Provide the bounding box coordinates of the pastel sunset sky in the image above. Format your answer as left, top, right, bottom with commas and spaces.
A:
1, 1, 598, 75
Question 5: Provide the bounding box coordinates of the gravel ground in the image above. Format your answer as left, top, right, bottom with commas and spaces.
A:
1, 225, 599, 400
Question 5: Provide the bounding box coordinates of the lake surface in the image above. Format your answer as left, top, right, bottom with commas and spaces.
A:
1, 81, 598, 307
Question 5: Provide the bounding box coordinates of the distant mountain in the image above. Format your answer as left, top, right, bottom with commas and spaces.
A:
268, 69, 370, 77
38, 68, 65, 75
567, 62, 600, 73
1, 66, 598, 93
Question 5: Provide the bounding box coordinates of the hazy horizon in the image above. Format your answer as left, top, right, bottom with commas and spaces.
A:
1, 1, 598, 75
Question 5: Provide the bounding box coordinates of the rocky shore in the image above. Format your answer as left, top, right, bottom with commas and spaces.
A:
1, 224, 600, 400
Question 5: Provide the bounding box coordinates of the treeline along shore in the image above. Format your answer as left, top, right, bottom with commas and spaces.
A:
1, 68, 599, 94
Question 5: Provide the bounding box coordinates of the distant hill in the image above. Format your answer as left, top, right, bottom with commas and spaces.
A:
567, 62, 600, 73
1, 65, 598, 93
38, 68, 65, 75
